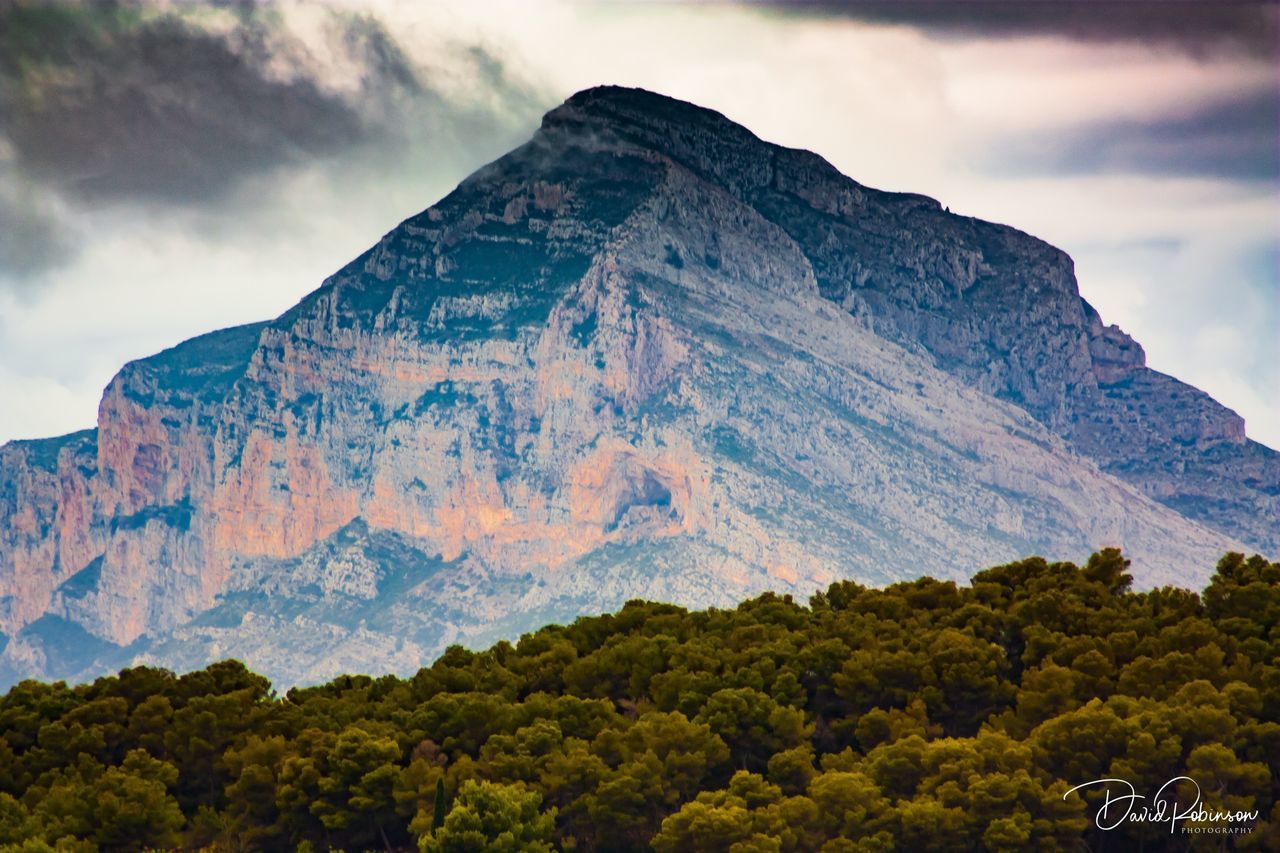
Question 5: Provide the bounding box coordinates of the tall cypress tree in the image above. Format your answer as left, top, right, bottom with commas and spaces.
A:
432, 777, 447, 832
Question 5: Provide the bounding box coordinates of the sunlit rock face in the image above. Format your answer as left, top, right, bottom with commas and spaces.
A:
0, 86, 1272, 687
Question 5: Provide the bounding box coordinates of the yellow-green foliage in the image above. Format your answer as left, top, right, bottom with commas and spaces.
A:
1, 550, 1277, 851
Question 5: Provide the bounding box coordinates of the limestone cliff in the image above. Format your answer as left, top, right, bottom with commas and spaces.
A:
0, 87, 1271, 687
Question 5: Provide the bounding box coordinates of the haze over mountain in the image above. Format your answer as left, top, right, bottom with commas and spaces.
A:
1, 87, 1273, 688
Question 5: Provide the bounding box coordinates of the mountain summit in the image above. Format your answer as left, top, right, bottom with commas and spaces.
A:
1, 86, 1274, 686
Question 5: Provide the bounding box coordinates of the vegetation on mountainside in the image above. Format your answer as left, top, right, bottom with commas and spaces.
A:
1, 550, 1277, 851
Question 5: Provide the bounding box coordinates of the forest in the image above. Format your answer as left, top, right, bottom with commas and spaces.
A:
0, 550, 1277, 851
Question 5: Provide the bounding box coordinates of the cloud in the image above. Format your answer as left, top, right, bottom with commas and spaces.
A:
1, 2, 398, 201
0, 0, 542, 280
0, 170, 75, 280
754, 1, 1279, 57
986, 88, 1278, 181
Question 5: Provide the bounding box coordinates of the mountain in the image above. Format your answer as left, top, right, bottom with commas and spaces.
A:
1, 86, 1273, 688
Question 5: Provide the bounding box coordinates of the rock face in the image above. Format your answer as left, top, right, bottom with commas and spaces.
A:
0, 86, 1273, 688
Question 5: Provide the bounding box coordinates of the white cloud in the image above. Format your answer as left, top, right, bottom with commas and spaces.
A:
939, 37, 1275, 131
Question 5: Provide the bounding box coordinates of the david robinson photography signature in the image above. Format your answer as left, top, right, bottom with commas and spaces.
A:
1064, 777, 1259, 836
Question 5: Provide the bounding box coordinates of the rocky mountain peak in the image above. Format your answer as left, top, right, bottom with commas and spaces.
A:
531, 89, 1272, 547
0, 86, 1273, 688
547, 85, 788, 192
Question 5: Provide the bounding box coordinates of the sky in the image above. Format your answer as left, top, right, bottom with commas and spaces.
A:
0, 0, 1276, 447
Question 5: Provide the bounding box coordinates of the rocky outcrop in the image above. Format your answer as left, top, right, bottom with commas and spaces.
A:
0, 86, 1270, 688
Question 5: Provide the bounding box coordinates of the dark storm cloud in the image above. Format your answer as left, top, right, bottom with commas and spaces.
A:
755, 1, 1279, 56
985, 88, 1279, 181
0, 1, 420, 202
0, 0, 538, 280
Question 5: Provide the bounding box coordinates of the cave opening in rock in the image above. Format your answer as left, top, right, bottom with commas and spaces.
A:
607, 470, 675, 531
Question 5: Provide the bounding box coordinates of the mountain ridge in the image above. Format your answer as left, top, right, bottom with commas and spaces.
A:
0, 85, 1271, 687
